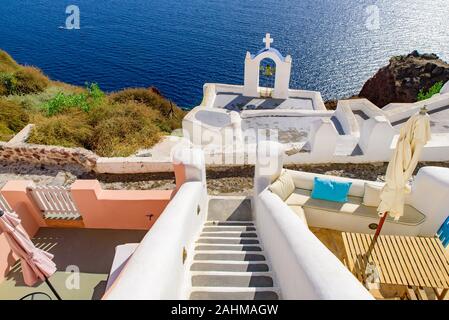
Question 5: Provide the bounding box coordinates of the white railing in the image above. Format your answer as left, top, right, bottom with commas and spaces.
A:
0, 194, 12, 212
256, 190, 374, 300
28, 186, 81, 219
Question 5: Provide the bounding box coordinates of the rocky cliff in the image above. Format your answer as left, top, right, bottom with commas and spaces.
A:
359, 51, 449, 108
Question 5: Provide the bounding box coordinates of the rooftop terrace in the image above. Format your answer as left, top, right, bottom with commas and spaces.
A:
214, 92, 315, 111
391, 104, 449, 133
0, 228, 146, 300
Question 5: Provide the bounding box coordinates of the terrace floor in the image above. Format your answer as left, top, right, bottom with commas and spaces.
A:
2, 226, 445, 300
391, 105, 449, 133
213, 92, 315, 111
242, 116, 316, 144
0, 228, 146, 300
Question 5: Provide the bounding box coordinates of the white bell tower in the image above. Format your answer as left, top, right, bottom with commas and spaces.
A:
243, 33, 292, 99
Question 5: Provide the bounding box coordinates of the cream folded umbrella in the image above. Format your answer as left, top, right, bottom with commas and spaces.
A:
374, 106, 431, 239
0, 209, 61, 299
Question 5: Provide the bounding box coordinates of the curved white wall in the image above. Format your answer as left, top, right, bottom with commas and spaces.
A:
104, 148, 207, 300
441, 80, 449, 95
410, 166, 449, 236
253, 141, 373, 299
256, 190, 374, 300
335, 101, 360, 137
103, 182, 207, 300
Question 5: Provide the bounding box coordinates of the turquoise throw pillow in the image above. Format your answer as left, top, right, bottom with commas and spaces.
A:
311, 177, 352, 203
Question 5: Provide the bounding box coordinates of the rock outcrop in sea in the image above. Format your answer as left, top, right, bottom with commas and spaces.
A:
359, 51, 449, 108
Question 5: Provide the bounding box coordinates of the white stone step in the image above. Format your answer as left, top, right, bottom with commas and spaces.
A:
195, 244, 262, 252
196, 237, 260, 245
203, 226, 257, 232
188, 216, 279, 300
205, 221, 254, 227
207, 198, 252, 222
190, 261, 270, 272
191, 271, 275, 288
200, 232, 258, 238
194, 250, 267, 262
189, 287, 280, 300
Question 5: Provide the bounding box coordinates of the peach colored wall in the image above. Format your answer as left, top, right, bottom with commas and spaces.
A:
1, 181, 45, 236
0, 162, 187, 282
173, 163, 186, 190
0, 181, 46, 283
71, 180, 175, 230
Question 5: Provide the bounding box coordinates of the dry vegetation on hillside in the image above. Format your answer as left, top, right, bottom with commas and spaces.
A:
0, 50, 186, 156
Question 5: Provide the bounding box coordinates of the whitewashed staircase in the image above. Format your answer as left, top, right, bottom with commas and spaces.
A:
188, 197, 280, 300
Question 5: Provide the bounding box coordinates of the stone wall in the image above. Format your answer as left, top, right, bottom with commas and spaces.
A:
0, 124, 180, 174
0, 142, 98, 172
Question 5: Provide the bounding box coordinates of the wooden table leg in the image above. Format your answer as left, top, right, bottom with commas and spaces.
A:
416, 288, 429, 300
435, 288, 448, 300
406, 287, 418, 300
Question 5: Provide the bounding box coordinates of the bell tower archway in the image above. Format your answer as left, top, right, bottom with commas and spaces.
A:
243, 33, 292, 99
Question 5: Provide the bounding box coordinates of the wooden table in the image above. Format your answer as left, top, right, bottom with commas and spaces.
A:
342, 232, 449, 300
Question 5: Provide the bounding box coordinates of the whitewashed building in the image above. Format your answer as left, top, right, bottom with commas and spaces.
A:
183, 34, 449, 165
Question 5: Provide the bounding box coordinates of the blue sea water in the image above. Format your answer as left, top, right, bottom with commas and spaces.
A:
1, 0, 448, 108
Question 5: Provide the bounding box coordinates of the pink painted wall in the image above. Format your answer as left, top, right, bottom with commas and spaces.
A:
71, 180, 175, 230
1, 181, 46, 236
0, 181, 46, 282
0, 162, 188, 282
173, 163, 186, 190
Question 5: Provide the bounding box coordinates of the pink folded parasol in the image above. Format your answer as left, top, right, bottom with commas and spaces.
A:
0, 210, 60, 299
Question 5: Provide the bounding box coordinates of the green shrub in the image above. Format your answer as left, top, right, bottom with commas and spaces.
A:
417, 81, 444, 101
44, 92, 90, 115
109, 88, 185, 131
28, 111, 93, 148
0, 99, 30, 141
87, 82, 105, 101
42, 82, 104, 116
6, 86, 76, 114
88, 102, 161, 157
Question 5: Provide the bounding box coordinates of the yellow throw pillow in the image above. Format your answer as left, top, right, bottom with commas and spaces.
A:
363, 183, 383, 207
269, 170, 295, 201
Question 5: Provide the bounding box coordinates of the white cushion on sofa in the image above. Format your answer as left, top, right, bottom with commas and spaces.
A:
286, 188, 362, 212
269, 170, 295, 201
363, 183, 383, 207
285, 188, 425, 225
